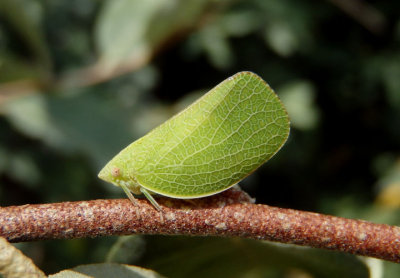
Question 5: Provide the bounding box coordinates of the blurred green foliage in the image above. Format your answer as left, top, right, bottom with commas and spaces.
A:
1, 0, 400, 276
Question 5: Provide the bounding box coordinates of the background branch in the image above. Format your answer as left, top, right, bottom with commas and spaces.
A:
328, 0, 386, 34
1, 188, 399, 263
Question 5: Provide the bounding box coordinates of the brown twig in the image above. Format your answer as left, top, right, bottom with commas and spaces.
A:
0, 188, 399, 263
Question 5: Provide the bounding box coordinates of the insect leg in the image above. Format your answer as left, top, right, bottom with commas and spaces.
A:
140, 187, 162, 211
120, 184, 138, 206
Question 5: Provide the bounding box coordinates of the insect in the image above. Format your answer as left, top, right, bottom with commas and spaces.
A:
98, 71, 290, 210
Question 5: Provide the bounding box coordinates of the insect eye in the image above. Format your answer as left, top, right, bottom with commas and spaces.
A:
111, 167, 121, 177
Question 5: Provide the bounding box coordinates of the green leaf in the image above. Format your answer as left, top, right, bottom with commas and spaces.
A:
1, 90, 132, 168
0, 68, 159, 171
49, 263, 165, 278
95, 0, 218, 72
106, 236, 146, 265
0, 237, 46, 278
0, 0, 51, 83
279, 80, 319, 130
139, 236, 370, 278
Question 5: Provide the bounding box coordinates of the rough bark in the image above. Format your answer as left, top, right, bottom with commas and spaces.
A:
1, 188, 399, 263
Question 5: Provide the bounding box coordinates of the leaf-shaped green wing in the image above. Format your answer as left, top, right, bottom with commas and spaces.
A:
99, 72, 290, 199
121, 72, 289, 197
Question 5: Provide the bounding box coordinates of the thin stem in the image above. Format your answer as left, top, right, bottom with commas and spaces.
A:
0, 188, 399, 263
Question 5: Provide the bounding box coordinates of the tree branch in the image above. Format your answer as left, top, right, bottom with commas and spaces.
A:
1, 188, 399, 263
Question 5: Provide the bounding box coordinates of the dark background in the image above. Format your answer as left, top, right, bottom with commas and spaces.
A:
0, 0, 399, 277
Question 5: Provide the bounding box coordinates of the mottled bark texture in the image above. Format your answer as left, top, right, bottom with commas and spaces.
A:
1, 188, 399, 263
